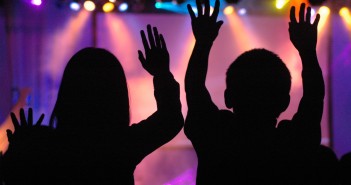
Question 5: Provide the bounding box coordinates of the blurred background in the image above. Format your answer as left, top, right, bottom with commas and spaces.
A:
0, 0, 350, 184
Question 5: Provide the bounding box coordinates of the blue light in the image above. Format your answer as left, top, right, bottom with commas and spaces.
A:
119, 2, 128, 12
155, 2, 162, 9
70, 2, 80, 11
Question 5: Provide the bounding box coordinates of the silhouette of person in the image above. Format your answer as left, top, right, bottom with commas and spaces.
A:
184, 0, 324, 184
5, 25, 183, 185
49, 25, 183, 185
339, 151, 351, 185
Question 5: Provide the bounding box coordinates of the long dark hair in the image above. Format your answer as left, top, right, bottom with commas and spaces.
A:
49, 47, 130, 131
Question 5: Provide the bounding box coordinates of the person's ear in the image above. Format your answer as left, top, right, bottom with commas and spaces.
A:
225, 89, 233, 109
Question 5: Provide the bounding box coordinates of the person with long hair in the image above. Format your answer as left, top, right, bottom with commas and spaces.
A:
4, 25, 183, 185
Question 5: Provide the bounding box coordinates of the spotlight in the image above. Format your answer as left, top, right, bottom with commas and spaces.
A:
31, 0, 42, 6
118, 2, 128, 12
339, 7, 350, 17
84, 0, 95, 11
155, 2, 162, 9
276, 0, 289, 10
318, 6, 330, 16
224, 6, 234, 15
70, 1, 80, 11
238, 8, 246, 15
109, 0, 116, 2
308, 0, 327, 6
103, 2, 115, 12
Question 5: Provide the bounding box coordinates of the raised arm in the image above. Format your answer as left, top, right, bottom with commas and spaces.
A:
130, 25, 183, 158
185, 0, 223, 111
289, 3, 325, 146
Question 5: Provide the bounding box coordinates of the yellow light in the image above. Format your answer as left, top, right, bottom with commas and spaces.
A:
276, 0, 289, 10
318, 6, 330, 17
84, 1, 96, 11
339, 7, 350, 17
224, 6, 234, 15
103, 2, 115, 12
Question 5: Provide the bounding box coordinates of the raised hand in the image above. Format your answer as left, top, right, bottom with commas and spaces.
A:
289, 3, 320, 52
7, 108, 45, 143
187, 0, 223, 44
138, 24, 170, 77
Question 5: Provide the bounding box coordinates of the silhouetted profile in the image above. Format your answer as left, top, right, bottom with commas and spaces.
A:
184, 1, 324, 184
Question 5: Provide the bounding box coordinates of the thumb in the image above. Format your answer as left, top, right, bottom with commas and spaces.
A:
216, 21, 224, 30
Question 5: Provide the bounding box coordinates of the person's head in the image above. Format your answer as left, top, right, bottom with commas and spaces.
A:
225, 48, 291, 118
50, 47, 130, 131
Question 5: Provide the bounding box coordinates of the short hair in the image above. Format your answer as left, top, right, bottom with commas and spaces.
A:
226, 48, 291, 117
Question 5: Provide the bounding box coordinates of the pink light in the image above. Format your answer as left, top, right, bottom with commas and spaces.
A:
31, 0, 42, 6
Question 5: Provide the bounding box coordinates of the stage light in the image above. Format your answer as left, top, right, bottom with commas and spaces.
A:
318, 6, 330, 17
84, 1, 95, 11
276, 0, 289, 10
109, 0, 116, 2
339, 7, 350, 17
31, 0, 42, 6
118, 2, 128, 12
238, 8, 246, 15
103, 2, 115, 12
70, 1, 80, 11
308, 0, 327, 6
155, 2, 162, 9
224, 6, 234, 15
339, 7, 351, 25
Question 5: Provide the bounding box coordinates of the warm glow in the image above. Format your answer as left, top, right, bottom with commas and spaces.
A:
318, 6, 330, 17
84, 1, 96, 11
103, 2, 115, 13
276, 0, 289, 10
339, 7, 351, 30
339, 7, 350, 17
223, 6, 234, 15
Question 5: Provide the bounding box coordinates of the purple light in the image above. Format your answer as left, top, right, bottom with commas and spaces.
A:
31, 0, 42, 6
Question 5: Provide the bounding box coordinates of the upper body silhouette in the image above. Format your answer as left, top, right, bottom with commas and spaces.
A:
339, 151, 351, 185
184, 1, 324, 184
4, 25, 184, 185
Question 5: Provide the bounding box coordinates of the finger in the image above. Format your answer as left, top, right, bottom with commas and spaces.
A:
290, 6, 297, 24
20, 108, 27, 126
138, 50, 146, 66
187, 4, 196, 20
140, 30, 150, 52
204, 0, 210, 16
35, 113, 45, 126
28, 107, 33, 126
160, 34, 168, 51
211, 0, 220, 21
196, 0, 202, 16
313, 14, 320, 27
306, 6, 311, 24
147, 24, 156, 49
216, 20, 224, 30
6, 130, 13, 142
10, 112, 20, 130
299, 3, 306, 23
153, 27, 161, 48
